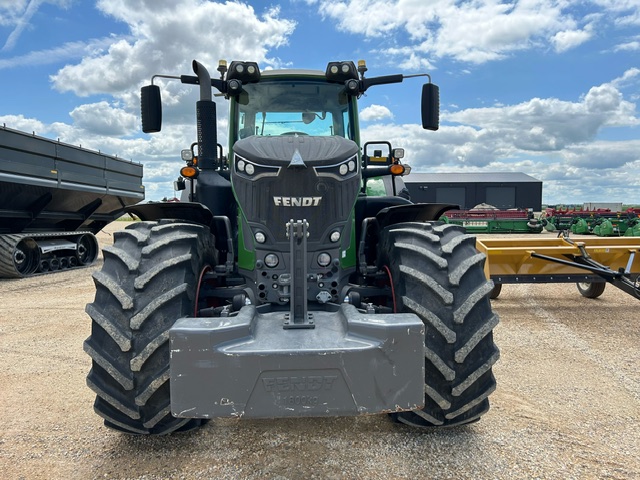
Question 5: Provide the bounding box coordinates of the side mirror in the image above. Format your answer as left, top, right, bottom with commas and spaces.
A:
363, 141, 392, 166
421, 83, 439, 131
141, 85, 162, 133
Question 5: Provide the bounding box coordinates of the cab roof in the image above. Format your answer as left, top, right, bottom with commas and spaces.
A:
261, 69, 325, 78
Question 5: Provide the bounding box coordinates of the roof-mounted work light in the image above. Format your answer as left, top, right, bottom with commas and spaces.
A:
325, 61, 358, 83
226, 61, 261, 83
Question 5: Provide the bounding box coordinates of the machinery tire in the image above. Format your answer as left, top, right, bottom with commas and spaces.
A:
83, 220, 216, 435
76, 233, 99, 266
378, 222, 500, 427
489, 283, 502, 299
576, 281, 606, 299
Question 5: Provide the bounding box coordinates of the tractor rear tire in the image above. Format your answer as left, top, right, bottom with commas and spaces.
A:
378, 222, 500, 427
83, 220, 216, 435
576, 281, 606, 299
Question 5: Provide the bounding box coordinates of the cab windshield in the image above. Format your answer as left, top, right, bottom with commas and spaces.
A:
234, 80, 354, 140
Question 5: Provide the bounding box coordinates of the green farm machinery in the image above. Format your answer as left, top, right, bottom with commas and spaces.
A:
542, 206, 640, 237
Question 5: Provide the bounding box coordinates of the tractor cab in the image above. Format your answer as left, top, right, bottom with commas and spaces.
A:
231, 72, 355, 141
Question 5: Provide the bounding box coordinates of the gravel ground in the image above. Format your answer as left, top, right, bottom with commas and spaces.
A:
1, 223, 639, 479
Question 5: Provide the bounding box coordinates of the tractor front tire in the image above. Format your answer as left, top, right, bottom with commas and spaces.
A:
378, 222, 500, 427
84, 220, 215, 435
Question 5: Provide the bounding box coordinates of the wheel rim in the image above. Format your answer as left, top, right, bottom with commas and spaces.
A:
13, 238, 40, 275
76, 234, 98, 265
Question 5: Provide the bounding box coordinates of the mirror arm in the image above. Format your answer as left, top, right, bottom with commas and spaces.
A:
403, 73, 432, 83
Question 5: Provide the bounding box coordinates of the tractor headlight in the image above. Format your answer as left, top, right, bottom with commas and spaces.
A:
317, 252, 331, 267
234, 155, 280, 180
314, 154, 358, 180
330, 231, 341, 243
265, 253, 279, 268
255, 231, 266, 244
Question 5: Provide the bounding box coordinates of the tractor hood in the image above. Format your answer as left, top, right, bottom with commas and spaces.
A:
233, 135, 358, 167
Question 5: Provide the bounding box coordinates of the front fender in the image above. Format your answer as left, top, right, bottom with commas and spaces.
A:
126, 202, 214, 227
375, 203, 458, 229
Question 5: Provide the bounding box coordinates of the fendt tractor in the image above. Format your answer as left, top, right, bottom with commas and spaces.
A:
84, 59, 500, 435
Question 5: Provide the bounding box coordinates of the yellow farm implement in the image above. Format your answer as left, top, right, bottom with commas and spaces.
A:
476, 233, 640, 300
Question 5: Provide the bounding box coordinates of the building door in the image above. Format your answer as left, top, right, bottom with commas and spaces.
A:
486, 186, 516, 209
436, 187, 466, 208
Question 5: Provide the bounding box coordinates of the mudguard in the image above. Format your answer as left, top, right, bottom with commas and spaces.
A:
126, 201, 214, 226
375, 203, 458, 229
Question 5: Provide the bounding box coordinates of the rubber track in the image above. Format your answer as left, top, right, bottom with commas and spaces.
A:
0, 231, 97, 278
0, 234, 22, 278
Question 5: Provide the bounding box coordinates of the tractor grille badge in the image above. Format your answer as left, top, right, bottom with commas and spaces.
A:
288, 149, 306, 168
274, 197, 322, 207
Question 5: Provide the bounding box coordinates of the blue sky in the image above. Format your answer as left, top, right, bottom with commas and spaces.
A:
1, 0, 639, 204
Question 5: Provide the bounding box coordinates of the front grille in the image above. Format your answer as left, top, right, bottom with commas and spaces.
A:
234, 165, 359, 243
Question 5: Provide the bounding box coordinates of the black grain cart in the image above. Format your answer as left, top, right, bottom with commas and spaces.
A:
0, 126, 144, 278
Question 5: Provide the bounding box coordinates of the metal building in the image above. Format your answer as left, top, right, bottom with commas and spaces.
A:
405, 172, 542, 210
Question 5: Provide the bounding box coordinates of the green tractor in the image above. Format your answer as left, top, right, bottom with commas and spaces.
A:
84, 59, 499, 435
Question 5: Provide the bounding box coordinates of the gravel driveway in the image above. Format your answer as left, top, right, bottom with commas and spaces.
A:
1, 223, 639, 479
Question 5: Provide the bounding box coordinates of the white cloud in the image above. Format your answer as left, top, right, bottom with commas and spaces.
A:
593, 0, 640, 26
360, 104, 393, 122
1, 0, 72, 51
610, 67, 640, 88
0, 36, 121, 70
308, 0, 640, 66
69, 101, 138, 136
444, 76, 638, 149
51, 1, 295, 97
614, 40, 640, 51
359, 72, 639, 186
0, 114, 46, 133
0, 1, 30, 26
552, 28, 593, 52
